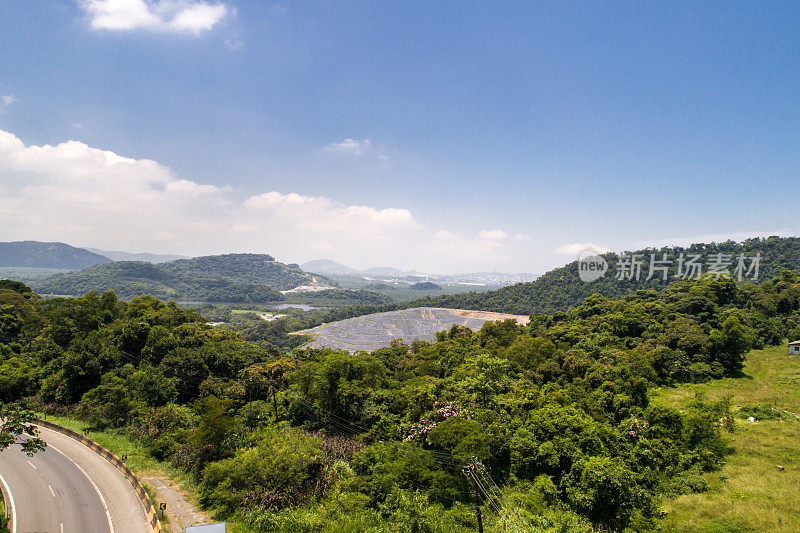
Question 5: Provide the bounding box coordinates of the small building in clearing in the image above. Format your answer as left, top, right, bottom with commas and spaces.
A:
789, 341, 800, 355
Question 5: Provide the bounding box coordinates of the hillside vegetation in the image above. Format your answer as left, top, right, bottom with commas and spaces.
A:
30, 254, 328, 302
411, 236, 800, 315
2, 270, 800, 530
0, 241, 111, 269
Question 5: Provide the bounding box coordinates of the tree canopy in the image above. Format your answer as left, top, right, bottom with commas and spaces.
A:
1, 269, 800, 530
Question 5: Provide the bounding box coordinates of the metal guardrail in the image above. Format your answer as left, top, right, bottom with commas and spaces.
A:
34, 419, 162, 533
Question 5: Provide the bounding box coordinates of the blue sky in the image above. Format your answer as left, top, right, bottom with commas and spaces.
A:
1, 1, 799, 273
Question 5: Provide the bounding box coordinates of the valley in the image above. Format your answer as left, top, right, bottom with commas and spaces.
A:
3, 7, 796, 532
3, 237, 800, 532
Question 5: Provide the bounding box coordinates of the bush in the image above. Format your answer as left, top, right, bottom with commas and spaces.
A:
563, 456, 644, 529
739, 403, 782, 421
199, 427, 322, 515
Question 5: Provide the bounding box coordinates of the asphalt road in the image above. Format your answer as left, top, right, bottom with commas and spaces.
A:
0, 425, 150, 533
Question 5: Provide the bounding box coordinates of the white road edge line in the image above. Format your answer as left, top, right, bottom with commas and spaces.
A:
60, 522, 64, 533
0, 470, 17, 533
49, 484, 55, 497
47, 442, 115, 533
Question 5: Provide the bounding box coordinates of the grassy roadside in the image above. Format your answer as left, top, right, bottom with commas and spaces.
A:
35, 414, 251, 533
0, 498, 8, 533
654, 345, 800, 532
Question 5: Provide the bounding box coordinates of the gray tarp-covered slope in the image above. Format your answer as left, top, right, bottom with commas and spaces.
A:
297, 307, 528, 352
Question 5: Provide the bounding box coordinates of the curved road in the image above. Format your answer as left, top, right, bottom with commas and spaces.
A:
0, 425, 150, 533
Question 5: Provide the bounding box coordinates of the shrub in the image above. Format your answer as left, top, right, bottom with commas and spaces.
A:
199, 427, 322, 515
739, 403, 782, 421
562, 456, 644, 529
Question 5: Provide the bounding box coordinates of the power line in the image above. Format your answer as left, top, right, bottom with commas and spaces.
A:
118, 349, 529, 529
464, 458, 531, 533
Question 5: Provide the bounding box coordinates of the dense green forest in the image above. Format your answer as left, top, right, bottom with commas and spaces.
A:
411, 237, 800, 315
283, 289, 392, 308
2, 270, 800, 531
162, 254, 324, 290
29, 254, 330, 302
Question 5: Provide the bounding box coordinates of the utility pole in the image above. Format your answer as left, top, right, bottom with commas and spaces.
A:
462, 457, 484, 533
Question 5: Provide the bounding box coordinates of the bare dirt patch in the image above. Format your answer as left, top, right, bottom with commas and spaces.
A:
143, 476, 211, 532
448, 309, 529, 325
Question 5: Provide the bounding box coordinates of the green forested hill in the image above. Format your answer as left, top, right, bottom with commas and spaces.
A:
3, 270, 800, 530
0, 241, 111, 269
159, 254, 323, 290
30, 253, 329, 302
410, 236, 800, 315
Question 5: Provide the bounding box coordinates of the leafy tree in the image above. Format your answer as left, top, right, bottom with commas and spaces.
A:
193, 396, 237, 463
709, 315, 753, 375
0, 401, 45, 456
0, 357, 36, 402
129, 365, 178, 407
80, 373, 133, 427
0, 304, 22, 343
563, 456, 643, 529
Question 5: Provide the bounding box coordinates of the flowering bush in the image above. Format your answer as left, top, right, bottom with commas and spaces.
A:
403, 402, 471, 444
626, 418, 649, 439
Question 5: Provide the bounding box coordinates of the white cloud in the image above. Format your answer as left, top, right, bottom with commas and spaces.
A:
244, 191, 420, 240
81, 0, 229, 35
0, 128, 515, 271
0, 95, 18, 114
515, 233, 531, 241
323, 138, 371, 156
430, 229, 511, 263
224, 37, 243, 50
555, 242, 610, 255
478, 229, 508, 241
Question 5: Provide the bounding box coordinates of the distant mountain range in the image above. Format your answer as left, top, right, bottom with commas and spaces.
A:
300, 260, 428, 278
0, 241, 111, 269
0, 243, 536, 290
84, 248, 189, 264
0, 241, 188, 269
30, 253, 331, 302
300, 259, 360, 276
301, 259, 537, 286
9, 238, 797, 313
409, 236, 800, 315
364, 266, 426, 277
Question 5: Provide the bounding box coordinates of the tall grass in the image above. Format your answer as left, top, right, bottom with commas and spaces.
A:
656, 345, 800, 532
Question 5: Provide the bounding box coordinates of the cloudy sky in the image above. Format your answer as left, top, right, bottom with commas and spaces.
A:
1, 1, 799, 273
